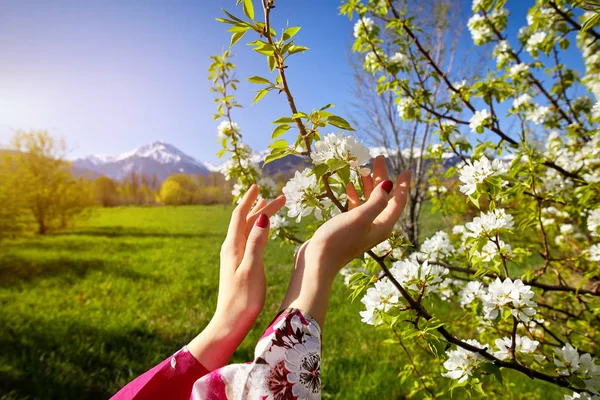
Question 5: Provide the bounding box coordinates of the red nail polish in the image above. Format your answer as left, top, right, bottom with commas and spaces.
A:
256, 213, 269, 228
381, 180, 393, 194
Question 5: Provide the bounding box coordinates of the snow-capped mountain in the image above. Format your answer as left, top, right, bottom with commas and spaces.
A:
73, 141, 210, 182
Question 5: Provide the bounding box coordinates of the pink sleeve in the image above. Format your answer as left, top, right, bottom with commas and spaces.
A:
111, 346, 209, 400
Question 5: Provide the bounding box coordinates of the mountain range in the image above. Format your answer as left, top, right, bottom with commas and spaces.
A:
72, 141, 465, 183
72, 141, 309, 182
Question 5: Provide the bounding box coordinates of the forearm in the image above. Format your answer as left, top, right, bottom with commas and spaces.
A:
187, 314, 253, 371
279, 247, 336, 327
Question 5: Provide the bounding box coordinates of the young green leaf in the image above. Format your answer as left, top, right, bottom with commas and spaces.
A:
282, 26, 301, 41
243, 0, 254, 20
252, 89, 269, 104
268, 139, 288, 149
272, 124, 291, 139
327, 115, 355, 131
247, 76, 271, 84
230, 31, 246, 47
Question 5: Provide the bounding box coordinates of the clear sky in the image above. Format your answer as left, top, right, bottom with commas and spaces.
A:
0, 0, 584, 163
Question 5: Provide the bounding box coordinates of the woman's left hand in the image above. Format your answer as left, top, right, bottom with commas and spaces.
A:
188, 184, 286, 371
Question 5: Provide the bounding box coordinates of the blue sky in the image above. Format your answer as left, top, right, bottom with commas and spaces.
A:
0, 0, 586, 163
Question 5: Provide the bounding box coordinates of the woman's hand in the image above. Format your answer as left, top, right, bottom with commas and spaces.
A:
188, 185, 286, 370
280, 156, 411, 326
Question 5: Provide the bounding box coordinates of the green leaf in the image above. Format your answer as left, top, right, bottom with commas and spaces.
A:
217, 149, 226, 158
282, 26, 301, 41
479, 363, 503, 384
319, 103, 334, 111
242, 0, 254, 20
288, 45, 309, 55
230, 31, 246, 47
252, 89, 269, 104
273, 116, 295, 124
247, 76, 271, 84
263, 150, 289, 166
268, 139, 288, 149
337, 164, 351, 183
326, 158, 346, 171
327, 115, 355, 131
582, 12, 600, 32
268, 55, 276, 71
271, 124, 290, 139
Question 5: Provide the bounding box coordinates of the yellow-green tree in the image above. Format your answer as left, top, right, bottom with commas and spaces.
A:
93, 176, 120, 207
0, 151, 30, 237
10, 130, 91, 234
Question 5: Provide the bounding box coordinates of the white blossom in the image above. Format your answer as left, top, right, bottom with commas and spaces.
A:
459, 156, 507, 196
459, 281, 486, 307
525, 105, 550, 125
467, 14, 492, 45
354, 17, 374, 38
420, 231, 454, 260
589, 208, 600, 237
311, 133, 371, 167
442, 339, 489, 383
509, 63, 529, 79
397, 97, 414, 120
217, 120, 240, 139
526, 31, 547, 54
369, 240, 392, 257
465, 208, 514, 238
481, 278, 537, 322
282, 168, 319, 222
588, 244, 600, 262
389, 52, 409, 69
364, 50, 384, 73
360, 278, 399, 325
494, 40, 511, 66
390, 259, 448, 295
513, 93, 532, 109
494, 335, 539, 360
269, 213, 288, 239
469, 109, 491, 133
473, 239, 513, 262
565, 392, 600, 400
593, 101, 600, 119
555, 344, 582, 376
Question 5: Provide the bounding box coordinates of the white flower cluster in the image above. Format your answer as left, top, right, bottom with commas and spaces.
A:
473, 239, 513, 262
469, 109, 491, 133
282, 168, 319, 222
354, 17, 375, 38
221, 143, 260, 182
543, 131, 600, 184
458, 156, 507, 196
360, 278, 399, 325
389, 52, 409, 70
589, 208, 600, 237
369, 239, 392, 257
465, 208, 514, 238
269, 213, 288, 240
481, 278, 537, 322
525, 105, 550, 125
459, 281, 486, 307
364, 50, 384, 73
593, 101, 600, 119
417, 231, 454, 261
525, 31, 547, 55
217, 120, 240, 139
467, 8, 508, 45
554, 344, 600, 394
578, 25, 600, 99
509, 63, 529, 79
397, 97, 416, 120
442, 339, 488, 383
512, 93, 532, 109
390, 259, 448, 295
493, 40, 511, 66
494, 335, 539, 360
311, 133, 371, 168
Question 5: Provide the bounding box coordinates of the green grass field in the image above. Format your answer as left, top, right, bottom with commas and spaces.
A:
0, 205, 565, 399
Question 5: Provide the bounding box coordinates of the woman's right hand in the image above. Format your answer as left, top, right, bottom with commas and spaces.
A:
280, 156, 411, 326
304, 156, 412, 283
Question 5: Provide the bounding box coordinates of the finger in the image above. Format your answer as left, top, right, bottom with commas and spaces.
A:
372, 170, 412, 233
240, 213, 270, 268
346, 183, 361, 210
227, 184, 259, 238
359, 179, 394, 223
362, 174, 374, 200
372, 155, 388, 187
250, 197, 267, 216
246, 195, 286, 234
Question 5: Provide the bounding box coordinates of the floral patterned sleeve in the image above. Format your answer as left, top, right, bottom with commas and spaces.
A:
191, 308, 322, 400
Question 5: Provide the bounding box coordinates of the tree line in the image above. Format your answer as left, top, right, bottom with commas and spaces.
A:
0, 130, 234, 237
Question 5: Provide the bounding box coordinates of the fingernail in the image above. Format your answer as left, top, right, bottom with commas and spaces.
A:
256, 213, 269, 228
381, 180, 393, 194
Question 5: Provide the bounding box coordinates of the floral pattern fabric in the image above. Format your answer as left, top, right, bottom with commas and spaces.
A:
191, 308, 322, 400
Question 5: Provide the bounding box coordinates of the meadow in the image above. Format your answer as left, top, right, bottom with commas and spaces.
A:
0, 205, 562, 399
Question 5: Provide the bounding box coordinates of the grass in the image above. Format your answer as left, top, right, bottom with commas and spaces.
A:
0, 205, 568, 399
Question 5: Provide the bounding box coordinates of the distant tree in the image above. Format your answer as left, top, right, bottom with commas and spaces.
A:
0, 152, 30, 237
93, 176, 120, 207
10, 130, 90, 234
